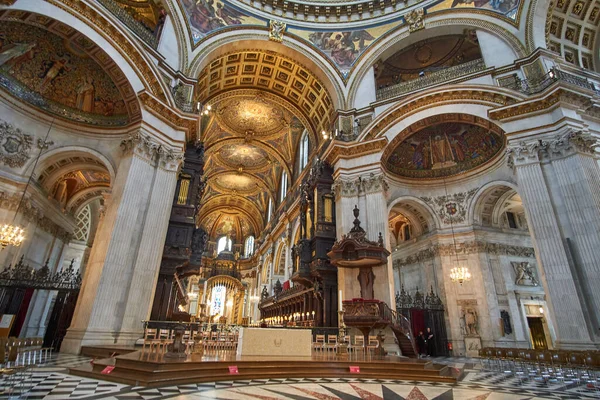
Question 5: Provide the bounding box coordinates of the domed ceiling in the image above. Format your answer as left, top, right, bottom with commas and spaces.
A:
215, 97, 290, 137
199, 92, 307, 241
0, 12, 139, 125
383, 114, 505, 179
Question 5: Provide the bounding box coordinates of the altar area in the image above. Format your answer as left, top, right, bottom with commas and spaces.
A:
69, 344, 456, 387
237, 328, 312, 357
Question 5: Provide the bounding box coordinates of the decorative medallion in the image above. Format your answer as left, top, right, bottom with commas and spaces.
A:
0, 120, 32, 168
405, 8, 425, 33
269, 20, 286, 43
215, 96, 290, 137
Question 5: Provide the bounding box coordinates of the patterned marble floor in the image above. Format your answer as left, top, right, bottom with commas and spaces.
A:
0, 354, 598, 399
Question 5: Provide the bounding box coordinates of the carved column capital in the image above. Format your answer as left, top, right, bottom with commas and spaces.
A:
361, 172, 388, 194
541, 130, 597, 160
120, 131, 184, 171
506, 140, 541, 168
332, 177, 359, 198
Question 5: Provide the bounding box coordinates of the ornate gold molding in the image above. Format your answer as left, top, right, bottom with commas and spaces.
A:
138, 92, 198, 141
364, 89, 516, 141
323, 137, 387, 165
45, 0, 167, 100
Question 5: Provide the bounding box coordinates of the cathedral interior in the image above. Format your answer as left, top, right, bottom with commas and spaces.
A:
0, 0, 599, 398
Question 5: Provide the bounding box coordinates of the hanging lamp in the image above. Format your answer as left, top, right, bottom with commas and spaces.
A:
0, 120, 54, 250
442, 176, 471, 284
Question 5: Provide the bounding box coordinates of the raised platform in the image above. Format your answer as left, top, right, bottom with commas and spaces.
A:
69, 350, 456, 387
80, 345, 138, 359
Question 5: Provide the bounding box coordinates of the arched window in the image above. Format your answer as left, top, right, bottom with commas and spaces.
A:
216, 236, 232, 254
244, 236, 255, 258
73, 204, 91, 242
299, 131, 309, 170
267, 197, 273, 222
280, 171, 288, 201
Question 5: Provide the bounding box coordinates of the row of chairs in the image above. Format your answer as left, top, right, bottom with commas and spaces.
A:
142, 328, 239, 355
312, 334, 379, 353
0, 337, 52, 367
479, 347, 600, 393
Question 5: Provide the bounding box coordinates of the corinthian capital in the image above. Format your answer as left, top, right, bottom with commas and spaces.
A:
332, 178, 359, 198
506, 140, 541, 168
120, 131, 184, 171
541, 131, 597, 160
361, 172, 389, 194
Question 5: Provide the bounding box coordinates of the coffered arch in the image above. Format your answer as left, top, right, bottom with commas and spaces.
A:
195, 51, 335, 141
198, 195, 265, 235
205, 170, 273, 198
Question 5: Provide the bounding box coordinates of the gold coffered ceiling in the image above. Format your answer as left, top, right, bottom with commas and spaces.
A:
199, 87, 308, 241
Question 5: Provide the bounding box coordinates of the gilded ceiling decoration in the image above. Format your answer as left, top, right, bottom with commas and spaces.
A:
111, 0, 166, 32
201, 211, 254, 241
212, 172, 260, 194
375, 33, 482, 88
0, 12, 139, 125
383, 114, 505, 179
180, 0, 523, 78
214, 96, 290, 137
216, 143, 271, 170
196, 52, 332, 136
547, 0, 599, 70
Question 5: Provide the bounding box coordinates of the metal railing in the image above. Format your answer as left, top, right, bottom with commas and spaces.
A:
0, 73, 129, 126
499, 67, 599, 95
96, 0, 160, 49
376, 58, 487, 102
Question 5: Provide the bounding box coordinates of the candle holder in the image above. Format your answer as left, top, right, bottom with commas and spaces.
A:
337, 310, 348, 355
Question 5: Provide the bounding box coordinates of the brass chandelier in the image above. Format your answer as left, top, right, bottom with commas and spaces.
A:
0, 120, 54, 250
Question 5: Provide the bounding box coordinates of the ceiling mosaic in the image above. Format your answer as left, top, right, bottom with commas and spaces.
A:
383, 114, 505, 179
112, 0, 166, 32
178, 0, 522, 78
216, 143, 271, 170
201, 211, 254, 240
375, 33, 482, 87
0, 21, 128, 118
213, 172, 260, 194
214, 96, 291, 137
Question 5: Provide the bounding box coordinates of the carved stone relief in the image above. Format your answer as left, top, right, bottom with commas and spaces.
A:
512, 261, 539, 286
420, 188, 478, 225
0, 120, 33, 168
457, 299, 479, 337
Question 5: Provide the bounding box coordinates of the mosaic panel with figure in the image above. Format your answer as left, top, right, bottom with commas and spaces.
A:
385, 121, 504, 179
0, 22, 126, 116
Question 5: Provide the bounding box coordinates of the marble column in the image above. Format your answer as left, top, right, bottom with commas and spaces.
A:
507, 131, 597, 348
332, 177, 360, 300
362, 172, 394, 306
61, 131, 182, 353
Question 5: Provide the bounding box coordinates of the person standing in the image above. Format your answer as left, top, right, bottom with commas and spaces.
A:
426, 327, 435, 357
416, 330, 426, 357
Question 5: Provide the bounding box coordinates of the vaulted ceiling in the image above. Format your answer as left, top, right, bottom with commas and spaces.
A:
197, 90, 308, 242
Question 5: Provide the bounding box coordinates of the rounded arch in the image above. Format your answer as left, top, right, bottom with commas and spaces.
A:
469, 180, 522, 228
206, 275, 245, 294
273, 240, 287, 276
27, 146, 117, 184
359, 84, 521, 143
347, 17, 527, 108
66, 186, 110, 215
526, 0, 554, 51
8, 0, 169, 101
387, 196, 441, 236
187, 33, 344, 110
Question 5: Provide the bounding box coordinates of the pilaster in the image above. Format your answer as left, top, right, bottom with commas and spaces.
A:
61, 131, 183, 353
507, 131, 596, 347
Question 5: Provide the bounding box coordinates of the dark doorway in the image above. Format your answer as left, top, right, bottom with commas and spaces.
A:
44, 290, 79, 351
527, 316, 548, 350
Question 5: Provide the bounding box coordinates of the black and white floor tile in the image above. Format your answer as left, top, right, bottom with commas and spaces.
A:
1, 354, 598, 399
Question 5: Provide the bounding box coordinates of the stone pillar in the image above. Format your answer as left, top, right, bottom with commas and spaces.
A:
332, 177, 360, 300
61, 131, 182, 353
362, 172, 394, 306
507, 131, 598, 348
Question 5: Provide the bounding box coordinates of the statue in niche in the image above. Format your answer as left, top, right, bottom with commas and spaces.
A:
512, 261, 538, 286
357, 267, 375, 300
500, 310, 513, 336
460, 307, 479, 336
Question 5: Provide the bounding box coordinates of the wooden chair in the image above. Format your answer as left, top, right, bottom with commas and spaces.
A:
350, 335, 365, 353
142, 328, 159, 354
367, 336, 378, 355
312, 334, 325, 352
157, 329, 172, 354
324, 335, 338, 352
